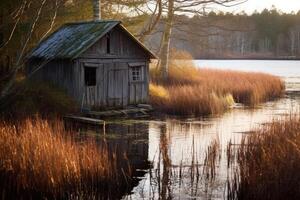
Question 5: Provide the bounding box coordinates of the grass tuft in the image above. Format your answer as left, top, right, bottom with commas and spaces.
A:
228, 116, 300, 200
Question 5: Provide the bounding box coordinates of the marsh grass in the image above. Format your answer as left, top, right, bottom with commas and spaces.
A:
0, 118, 132, 199
148, 132, 221, 199
150, 52, 284, 116
227, 116, 300, 200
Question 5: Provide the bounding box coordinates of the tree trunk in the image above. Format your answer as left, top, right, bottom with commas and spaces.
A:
158, 0, 174, 79
0, 0, 46, 100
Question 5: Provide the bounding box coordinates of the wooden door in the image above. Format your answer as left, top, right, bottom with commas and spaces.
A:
108, 63, 128, 107
82, 62, 104, 109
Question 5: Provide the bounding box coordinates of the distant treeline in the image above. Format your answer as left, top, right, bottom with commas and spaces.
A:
147, 8, 300, 59
2, 1, 300, 65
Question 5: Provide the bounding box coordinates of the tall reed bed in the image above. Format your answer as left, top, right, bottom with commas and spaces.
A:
228, 117, 300, 200
0, 118, 131, 199
149, 132, 221, 199
150, 56, 284, 116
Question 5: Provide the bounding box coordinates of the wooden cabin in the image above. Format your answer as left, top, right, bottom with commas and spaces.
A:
26, 20, 156, 109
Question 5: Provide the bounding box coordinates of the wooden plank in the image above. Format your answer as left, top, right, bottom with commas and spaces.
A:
87, 107, 153, 118
103, 65, 108, 105
136, 84, 142, 103
79, 61, 85, 106
97, 64, 104, 106
122, 63, 129, 106
128, 62, 145, 67
108, 66, 114, 106
64, 115, 105, 125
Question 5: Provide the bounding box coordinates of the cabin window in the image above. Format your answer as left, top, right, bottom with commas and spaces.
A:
106, 33, 111, 54
84, 67, 96, 86
131, 66, 142, 82
0, 32, 3, 46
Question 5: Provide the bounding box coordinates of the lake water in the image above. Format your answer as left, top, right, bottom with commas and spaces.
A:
82, 60, 300, 199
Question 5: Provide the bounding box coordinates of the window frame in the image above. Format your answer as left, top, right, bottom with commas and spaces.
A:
129, 63, 144, 82
106, 33, 111, 54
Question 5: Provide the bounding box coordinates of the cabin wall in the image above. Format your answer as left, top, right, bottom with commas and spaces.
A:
27, 59, 78, 98
75, 58, 149, 108
78, 26, 151, 108
26, 25, 152, 109
27, 58, 150, 109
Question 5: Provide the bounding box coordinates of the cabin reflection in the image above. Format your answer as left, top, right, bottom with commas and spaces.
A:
71, 121, 150, 174
67, 121, 150, 198
104, 122, 150, 170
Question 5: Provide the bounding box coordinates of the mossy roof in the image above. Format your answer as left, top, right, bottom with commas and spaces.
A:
28, 20, 156, 60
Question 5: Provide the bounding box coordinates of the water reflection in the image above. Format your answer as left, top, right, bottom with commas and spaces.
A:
123, 92, 300, 200
73, 122, 151, 198
74, 92, 300, 199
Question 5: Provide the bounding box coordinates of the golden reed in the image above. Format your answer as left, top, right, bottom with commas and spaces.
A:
150, 58, 284, 116
0, 118, 131, 199
228, 116, 300, 200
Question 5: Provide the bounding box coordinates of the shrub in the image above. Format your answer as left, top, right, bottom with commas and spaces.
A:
0, 80, 78, 119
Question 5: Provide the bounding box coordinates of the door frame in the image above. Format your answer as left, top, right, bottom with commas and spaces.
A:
81, 62, 100, 108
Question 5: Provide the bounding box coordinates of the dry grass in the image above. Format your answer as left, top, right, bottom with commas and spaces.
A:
228, 117, 300, 200
149, 132, 221, 199
0, 118, 131, 199
150, 52, 284, 116
150, 83, 234, 115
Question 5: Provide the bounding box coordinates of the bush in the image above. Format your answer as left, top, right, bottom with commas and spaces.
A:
0, 80, 78, 118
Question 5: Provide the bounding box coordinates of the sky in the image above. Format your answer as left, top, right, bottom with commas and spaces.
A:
215, 0, 300, 14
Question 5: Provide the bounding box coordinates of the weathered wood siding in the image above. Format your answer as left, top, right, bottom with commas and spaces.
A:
76, 59, 149, 108
78, 25, 150, 108
128, 62, 149, 104
27, 25, 151, 109
82, 26, 149, 59
27, 59, 78, 98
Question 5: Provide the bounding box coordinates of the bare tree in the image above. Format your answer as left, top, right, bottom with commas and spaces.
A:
0, 0, 147, 102
156, 0, 248, 79
1, 0, 52, 99
137, 0, 163, 42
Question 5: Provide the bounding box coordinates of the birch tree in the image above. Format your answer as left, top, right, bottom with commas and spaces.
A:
157, 0, 248, 79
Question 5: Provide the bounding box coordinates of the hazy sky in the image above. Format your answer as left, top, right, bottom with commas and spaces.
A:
216, 0, 300, 14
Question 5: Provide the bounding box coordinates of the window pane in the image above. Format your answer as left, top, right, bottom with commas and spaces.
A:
131, 66, 142, 82
85, 67, 97, 86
